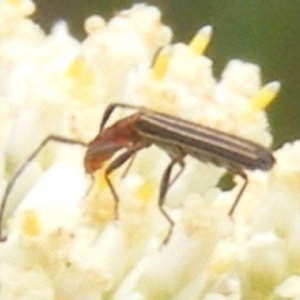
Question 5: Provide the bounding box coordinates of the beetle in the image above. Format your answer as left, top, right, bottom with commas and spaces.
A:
0, 103, 275, 243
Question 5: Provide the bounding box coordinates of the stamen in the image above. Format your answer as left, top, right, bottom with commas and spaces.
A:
136, 178, 155, 202
151, 46, 171, 81
22, 210, 40, 236
189, 25, 212, 55
251, 81, 281, 110
66, 56, 94, 86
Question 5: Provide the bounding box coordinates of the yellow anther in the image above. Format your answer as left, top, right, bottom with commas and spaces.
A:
91, 170, 118, 193
135, 178, 155, 203
151, 46, 171, 81
7, 0, 21, 6
22, 210, 40, 236
250, 81, 281, 110
93, 170, 107, 190
66, 56, 85, 79
66, 55, 94, 86
189, 25, 212, 55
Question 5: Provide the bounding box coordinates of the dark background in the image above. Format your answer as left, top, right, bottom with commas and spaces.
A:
32, 0, 300, 149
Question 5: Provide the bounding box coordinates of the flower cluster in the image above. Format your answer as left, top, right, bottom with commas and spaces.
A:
0, 0, 299, 299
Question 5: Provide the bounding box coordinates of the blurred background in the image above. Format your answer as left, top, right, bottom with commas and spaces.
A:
32, 0, 300, 149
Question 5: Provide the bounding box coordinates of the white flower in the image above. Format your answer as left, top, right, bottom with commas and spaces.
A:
1, 1, 298, 299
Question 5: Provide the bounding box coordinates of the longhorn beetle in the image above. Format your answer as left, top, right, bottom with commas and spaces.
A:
0, 103, 275, 243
